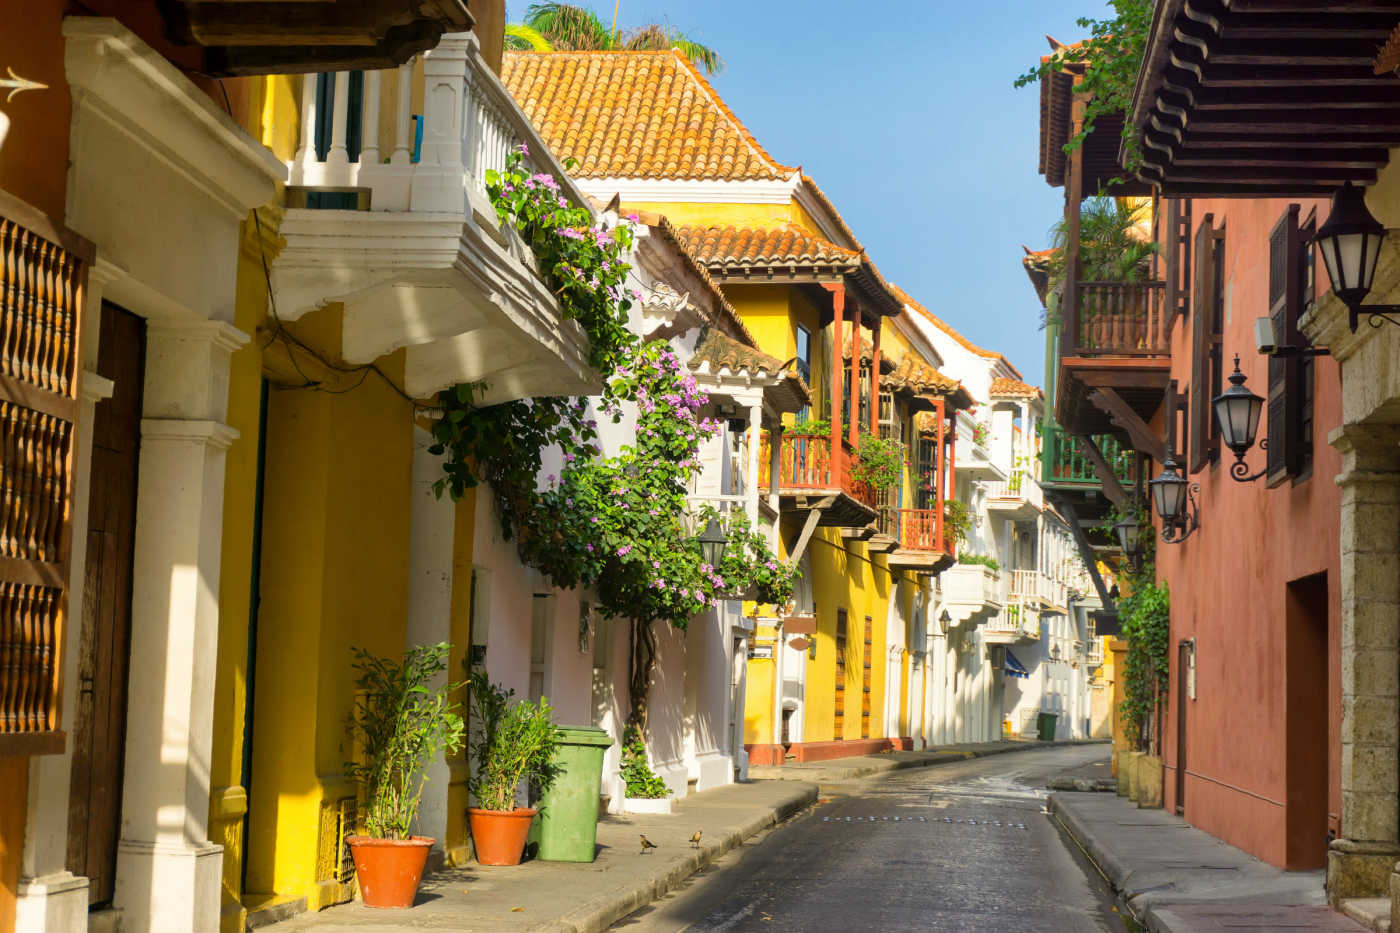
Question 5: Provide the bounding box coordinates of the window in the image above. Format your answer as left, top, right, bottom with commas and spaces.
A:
1164, 198, 1194, 319
1296, 213, 1317, 483
794, 324, 812, 421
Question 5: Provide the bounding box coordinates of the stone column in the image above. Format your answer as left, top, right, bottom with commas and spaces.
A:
1327, 422, 1400, 907
404, 426, 457, 857
113, 321, 247, 933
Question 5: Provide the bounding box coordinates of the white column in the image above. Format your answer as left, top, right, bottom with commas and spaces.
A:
404, 427, 457, 851
392, 61, 414, 165
410, 34, 471, 212
745, 403, 762, 525
15, 262, 122, 933
361, 69, 382, 166
290, 72, 318, 184
113, 321, 247, 933
771, 623, 786, 747
326, 71, 351, 166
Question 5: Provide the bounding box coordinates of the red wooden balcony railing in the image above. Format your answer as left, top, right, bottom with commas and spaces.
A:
759, 433, 878, 509
877, 507, 954, 557
1068, 280, 1169, 357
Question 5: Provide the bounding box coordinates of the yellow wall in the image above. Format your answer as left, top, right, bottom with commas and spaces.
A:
242, 304, 414, 911
743, 623, 779, 743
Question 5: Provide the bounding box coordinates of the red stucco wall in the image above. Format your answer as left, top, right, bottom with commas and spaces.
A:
1154, 196, 1343, 871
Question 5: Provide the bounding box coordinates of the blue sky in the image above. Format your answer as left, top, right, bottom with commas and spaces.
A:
505, 1, 1094, 387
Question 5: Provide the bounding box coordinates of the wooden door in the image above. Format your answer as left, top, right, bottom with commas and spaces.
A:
834, 610, 847, 739
67, 303, 144, 906
861, 615, 873, 739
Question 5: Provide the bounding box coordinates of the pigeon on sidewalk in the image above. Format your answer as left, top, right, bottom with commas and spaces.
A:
639, 834, 658, 854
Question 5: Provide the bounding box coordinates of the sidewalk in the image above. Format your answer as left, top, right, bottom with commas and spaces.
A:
748, 737, 1108, 785
1049, 791, 1369, 932
264, 780, 816, 933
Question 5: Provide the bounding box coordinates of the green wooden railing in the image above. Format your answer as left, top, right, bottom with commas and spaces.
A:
1040, 423, 1134, 487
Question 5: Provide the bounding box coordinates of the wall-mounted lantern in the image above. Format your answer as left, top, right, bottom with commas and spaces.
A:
1212, 356, 1269, 483
1314, 181, 1400, 332
696, 516, 728, 568
1149, 457, 1199, 544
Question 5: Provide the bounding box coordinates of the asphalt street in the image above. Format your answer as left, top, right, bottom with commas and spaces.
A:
614, 745, 1124, 933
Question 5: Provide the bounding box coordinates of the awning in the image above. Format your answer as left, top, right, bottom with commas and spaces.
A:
1004, 650, 1030, 680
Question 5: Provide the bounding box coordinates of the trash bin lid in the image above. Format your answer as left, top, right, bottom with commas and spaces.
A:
555, 725, 614, 746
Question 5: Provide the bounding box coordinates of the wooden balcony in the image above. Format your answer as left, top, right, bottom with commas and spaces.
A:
1041, 425, 1136, 491
760, 433, 879, 529
1057, 280, 1172, 438
883, 508, 955, 573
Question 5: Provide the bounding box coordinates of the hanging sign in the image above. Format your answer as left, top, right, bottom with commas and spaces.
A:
788, 636, 810, 652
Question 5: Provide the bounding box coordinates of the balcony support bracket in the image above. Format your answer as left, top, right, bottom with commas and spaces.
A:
1088, 388, 1167, 464
787, 501, 830, 567
1059, 499, 1115, 612
1073, 434, 1129, 508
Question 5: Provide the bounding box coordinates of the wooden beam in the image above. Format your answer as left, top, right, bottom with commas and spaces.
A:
1073, 435, 1129, 508
788, 505, 826, 566
1088, 388, 1168, 463
1058, 500, 1114, 612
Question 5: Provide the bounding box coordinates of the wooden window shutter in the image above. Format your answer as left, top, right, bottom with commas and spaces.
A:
1164, 199, 1193, 319
1188, 214, 1216, 473
1266, 205, 1302, 487
0, 192, 91, 756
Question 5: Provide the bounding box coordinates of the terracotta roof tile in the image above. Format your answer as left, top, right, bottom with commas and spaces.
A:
840, 336, 897, 374
502, 50, 796, 181
890, 284, 1024, 381
675, 223, 861, 268
990, 377, 1041, 399
888, 355, 961, 395
687, 327, 810, 412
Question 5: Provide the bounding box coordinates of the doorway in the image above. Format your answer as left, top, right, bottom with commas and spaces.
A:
1285, 572, 1329, 870
1175, 640, 1190, 815
834, 610, 847, 739
66, 303, 145, 906
861, 615, 873, 739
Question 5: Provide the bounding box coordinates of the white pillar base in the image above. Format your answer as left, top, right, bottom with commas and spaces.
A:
14, 872, 89, 933
113, 840, 222, 933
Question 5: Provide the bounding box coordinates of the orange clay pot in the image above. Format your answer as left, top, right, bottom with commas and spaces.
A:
468, 807, 537, 865
346, 835, 433, 908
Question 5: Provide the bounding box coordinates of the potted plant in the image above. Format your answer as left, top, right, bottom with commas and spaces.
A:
344, 642, 465, 909
619, 725, 672, 814
466, 671, 561, 865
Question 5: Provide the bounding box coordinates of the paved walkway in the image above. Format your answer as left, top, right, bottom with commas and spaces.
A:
1049, 791, 1369, 932
748, 737, 1107, 785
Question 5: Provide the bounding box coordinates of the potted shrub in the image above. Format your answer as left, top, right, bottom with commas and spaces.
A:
466, 671, 562, 865
619, 725, 672, 814
344, 642, 465, 909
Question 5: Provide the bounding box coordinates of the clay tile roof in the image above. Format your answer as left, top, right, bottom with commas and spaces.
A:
888, 355, 961, 395
990, 377, 1041, 399
840, 336, 897, 374
687, 327, 810, 412
675, 223, 861, 268
890, 284, 1024, 381
501, 50, 796, 182
799, 174, 862, 250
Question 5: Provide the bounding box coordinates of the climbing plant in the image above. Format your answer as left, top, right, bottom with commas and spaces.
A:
1014, 0, 1154, 182
429, 148, 792, 787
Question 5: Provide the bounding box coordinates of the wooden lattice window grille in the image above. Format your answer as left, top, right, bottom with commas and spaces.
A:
0, 191, 91, 757
316, 795, 358, 892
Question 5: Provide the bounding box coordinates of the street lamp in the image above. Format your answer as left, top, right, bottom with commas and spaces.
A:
1313, 181, 1400, 332
1212, 355, 1267, 483
1113, 510, 1142, 558
1149, 457, 1199, 544
696, 516, 728, 568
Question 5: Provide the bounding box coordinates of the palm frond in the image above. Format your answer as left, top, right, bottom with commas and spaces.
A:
505, 23, 555, 52
667, 33, 723, 74
525, 2, 615, 50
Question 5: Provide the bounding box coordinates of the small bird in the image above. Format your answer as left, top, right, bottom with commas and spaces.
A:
639, 833, 658, 854
689, 830, 702, 849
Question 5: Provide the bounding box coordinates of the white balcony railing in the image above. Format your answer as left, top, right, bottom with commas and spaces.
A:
954, 411, 1004, 480
941, 564, 1006, 626
983, 472, 1044, 512
1007, 569, 1068, 609
289, 31, 589, 217
1087, 639, 1104, 666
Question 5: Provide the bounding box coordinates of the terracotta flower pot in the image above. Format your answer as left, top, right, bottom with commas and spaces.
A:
468, 807, 537, 865
346, 835, 433, 909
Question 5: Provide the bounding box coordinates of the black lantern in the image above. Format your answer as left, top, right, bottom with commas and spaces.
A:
1314, 181, 1400, 332
1149, 457, 1199, 543
697, 516, 728, 568
1212, 355, 1268, 482
1113, 511, 1142, 557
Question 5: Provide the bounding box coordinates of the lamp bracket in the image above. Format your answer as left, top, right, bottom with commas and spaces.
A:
1160, 482, 1201, 545
1349, 304, 1400, 333
1228, 437, 1269, 483
1264, 345, 1330, 359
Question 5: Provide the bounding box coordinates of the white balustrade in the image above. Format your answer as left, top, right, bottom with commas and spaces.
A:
287, 32, 588, 216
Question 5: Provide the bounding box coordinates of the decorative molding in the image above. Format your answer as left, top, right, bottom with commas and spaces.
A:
63, 17, 284, 218
81, 370, 115, 402
140, 418, 240, 450
148, 319, 251, 355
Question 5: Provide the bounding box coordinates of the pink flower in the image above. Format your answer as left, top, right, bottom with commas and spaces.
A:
617, 544, 632, 556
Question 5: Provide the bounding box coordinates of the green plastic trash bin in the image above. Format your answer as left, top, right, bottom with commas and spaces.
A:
535, 726, 613, 862
1037, 712, 1058, 742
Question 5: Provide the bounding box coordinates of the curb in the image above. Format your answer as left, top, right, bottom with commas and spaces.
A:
752, 739, 1108, 784
545, 782, 819, 933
